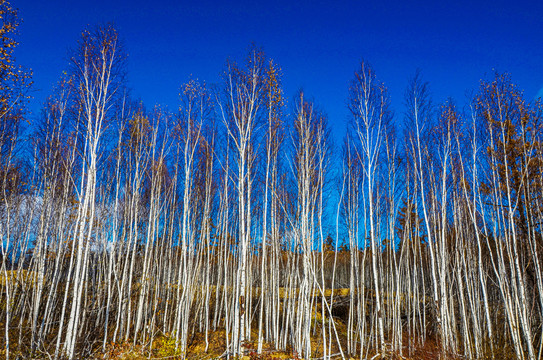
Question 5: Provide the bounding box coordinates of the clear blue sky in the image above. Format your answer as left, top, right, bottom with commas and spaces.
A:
14, 0, 543, 141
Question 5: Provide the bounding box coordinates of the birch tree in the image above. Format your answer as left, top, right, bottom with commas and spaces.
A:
61, 24, 125, 359
217, 47, 268, 356
0, 2, 31, 358
348, 60, 392, 355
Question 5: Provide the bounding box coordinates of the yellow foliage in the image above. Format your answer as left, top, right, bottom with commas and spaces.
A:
0, 269, 37, 287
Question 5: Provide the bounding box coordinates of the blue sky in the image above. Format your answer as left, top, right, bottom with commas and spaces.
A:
15, 0, 543, 141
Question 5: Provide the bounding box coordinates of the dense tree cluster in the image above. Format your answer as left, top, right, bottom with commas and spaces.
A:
1, 6, 543, 359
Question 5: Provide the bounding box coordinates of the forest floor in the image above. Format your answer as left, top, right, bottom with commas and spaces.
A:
95, 313, 446, 360
0, 282, 462, 359
97, 331, 445, 360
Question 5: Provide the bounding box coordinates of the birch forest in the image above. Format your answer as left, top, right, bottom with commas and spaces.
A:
2, 6, 543, 360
